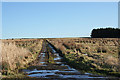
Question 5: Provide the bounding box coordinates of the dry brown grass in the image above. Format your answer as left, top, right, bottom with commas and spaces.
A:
1, 42, 30, 70
0, 39, 43, 75
105, 55, 118, 66
47, 38, 119, 75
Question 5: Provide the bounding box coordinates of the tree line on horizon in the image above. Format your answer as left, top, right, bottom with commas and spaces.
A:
91, 28, 120, 38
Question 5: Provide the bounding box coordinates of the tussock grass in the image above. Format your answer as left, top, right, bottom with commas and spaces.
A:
0, 39, 43, 77
47, 38, 119, 77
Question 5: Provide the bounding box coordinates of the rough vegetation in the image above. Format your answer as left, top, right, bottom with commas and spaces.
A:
0, 39, 43, 77
47, 38, 120, 77
0, 38, 120, 78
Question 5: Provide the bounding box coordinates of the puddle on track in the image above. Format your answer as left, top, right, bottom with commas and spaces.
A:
24, 44, 119, 80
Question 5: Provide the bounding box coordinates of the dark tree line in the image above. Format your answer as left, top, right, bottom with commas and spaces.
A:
91, 28, 120, 38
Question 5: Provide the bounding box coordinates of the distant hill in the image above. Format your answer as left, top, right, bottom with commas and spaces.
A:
91, 28, 120, 38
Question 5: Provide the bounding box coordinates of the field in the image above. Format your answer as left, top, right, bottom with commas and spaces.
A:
0, 39, 43, 77
0, 38, 120, 79
47, 38, 120, 76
